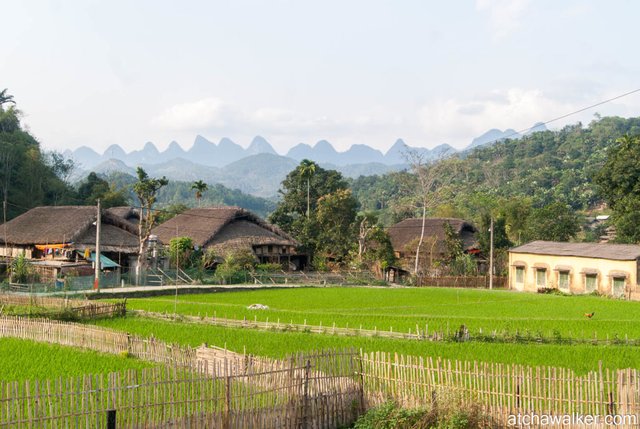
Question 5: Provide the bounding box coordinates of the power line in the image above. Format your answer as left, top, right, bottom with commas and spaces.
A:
475, 87, 640, 147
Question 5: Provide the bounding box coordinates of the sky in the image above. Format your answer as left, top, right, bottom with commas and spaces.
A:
3, 0, 640, 155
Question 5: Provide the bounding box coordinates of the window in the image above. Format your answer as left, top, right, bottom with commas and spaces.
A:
558, 271, 570, 292
515, 267, 524, 284
536, 269, 546, 288
585, 274, 597, 293
612, 277, 626, 297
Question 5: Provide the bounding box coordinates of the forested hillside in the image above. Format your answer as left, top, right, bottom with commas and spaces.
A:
349, 117, 640, 246
97, 172, 276, 218
0, 90, 76, 219
0, 90, 276, 221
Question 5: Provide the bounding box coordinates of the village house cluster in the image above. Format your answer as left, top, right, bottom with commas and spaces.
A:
0, 205, 638, 299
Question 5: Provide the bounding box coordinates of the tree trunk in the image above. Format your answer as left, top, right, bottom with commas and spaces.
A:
306, 178, 310, 218
136, 212, 146, 285
414, 202, 427, 275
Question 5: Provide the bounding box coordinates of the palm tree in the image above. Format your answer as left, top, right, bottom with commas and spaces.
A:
191, 180, 208, 207
299, 160, 317, 218
0, 89, 15, 107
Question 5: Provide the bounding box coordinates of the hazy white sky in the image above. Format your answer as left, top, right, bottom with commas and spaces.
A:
3, 0, 640, 154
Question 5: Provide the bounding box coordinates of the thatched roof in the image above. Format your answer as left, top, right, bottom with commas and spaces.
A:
0, 206, 139, 253
510, 241, 640, 261
106, 206, 140, 225
388, 218, 478, 254
151, 207, 298, 252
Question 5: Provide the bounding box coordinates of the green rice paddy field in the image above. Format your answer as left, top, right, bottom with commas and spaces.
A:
0, 338, 154, 381
90, 287, 640, 374
92, 316, 640, 374
124, 287, 640, 340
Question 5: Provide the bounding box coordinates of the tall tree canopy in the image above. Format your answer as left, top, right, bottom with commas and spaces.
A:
521, 202, 580, 242
0, 89, 76, 220
269, 161, 358, 265
132, 167, 168, 277
191, 180, 208, 207
77, 172, 129, 208
595, 134, 640, 242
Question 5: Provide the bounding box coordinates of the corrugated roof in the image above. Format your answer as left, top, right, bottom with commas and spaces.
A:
509, 241, 640, 261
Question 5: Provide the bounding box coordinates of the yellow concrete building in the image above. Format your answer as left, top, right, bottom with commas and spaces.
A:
508, 241, 640, 298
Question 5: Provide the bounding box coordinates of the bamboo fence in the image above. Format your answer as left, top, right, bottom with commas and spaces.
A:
360, 351, 640, 428
0, 316, 195, 366
416, 275, 508, 288
249, 270, 379, 286
0, 294, 126, 319
136, 309, 640, 347
136, 309, 427, 341
2, 316, 640, 427
0, 350, 362, 429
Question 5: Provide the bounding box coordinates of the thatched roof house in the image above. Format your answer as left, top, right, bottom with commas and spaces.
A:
0, 206, 139, 260
387, 217, 479, 275
106, 206, 140, 225
151, 207, 306, 269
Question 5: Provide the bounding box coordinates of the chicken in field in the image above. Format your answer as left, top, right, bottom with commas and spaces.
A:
584, 312, 595, 319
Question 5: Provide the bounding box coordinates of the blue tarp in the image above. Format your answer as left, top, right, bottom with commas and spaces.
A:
79, 251, 121, 268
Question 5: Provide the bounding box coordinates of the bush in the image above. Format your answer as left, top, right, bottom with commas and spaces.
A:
353, 402, 430, 429
214, 249, 256, 284
352, 400, 485, 429
9, 252, 38, 283
169, 237, 198, 269
255, 263, 283, 273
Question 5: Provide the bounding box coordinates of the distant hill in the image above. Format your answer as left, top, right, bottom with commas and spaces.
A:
100, 170, 276, 218
66, 126, 534, 172
466, 128, 519, 151
65, 126, 546, 198
220, 153, 298, 197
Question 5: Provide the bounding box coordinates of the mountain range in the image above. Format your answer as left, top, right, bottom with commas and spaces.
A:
66, 124, 546, 198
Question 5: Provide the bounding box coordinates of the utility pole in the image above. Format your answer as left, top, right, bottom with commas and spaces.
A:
3, 200, 7, 262
174, 221, 179, 316
94, 199, 101, 292
489, 217, 494, 290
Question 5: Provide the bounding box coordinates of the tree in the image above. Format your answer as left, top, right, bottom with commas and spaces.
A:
522, 202, 580, 242
403, 150, 451, 275
0, 89, 15, 107
607, 195, 640, 243
0, 90, 19, 133
443, 222, 477, 275
0, 90, 75, 222
356, 212, 378, 262
77, 172, 129, 208
476, 213, 512, 275
269, 161, 350, 261
595, 135, 640, 242
299, 159, 317, 218
169, 236, 196, 268
155, 203, 189, 224
132, 167, 168, 281
315, 189, 358, 263
477, 213, 512, 255
596, 135, 640, 208
191, 180, 208, 207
